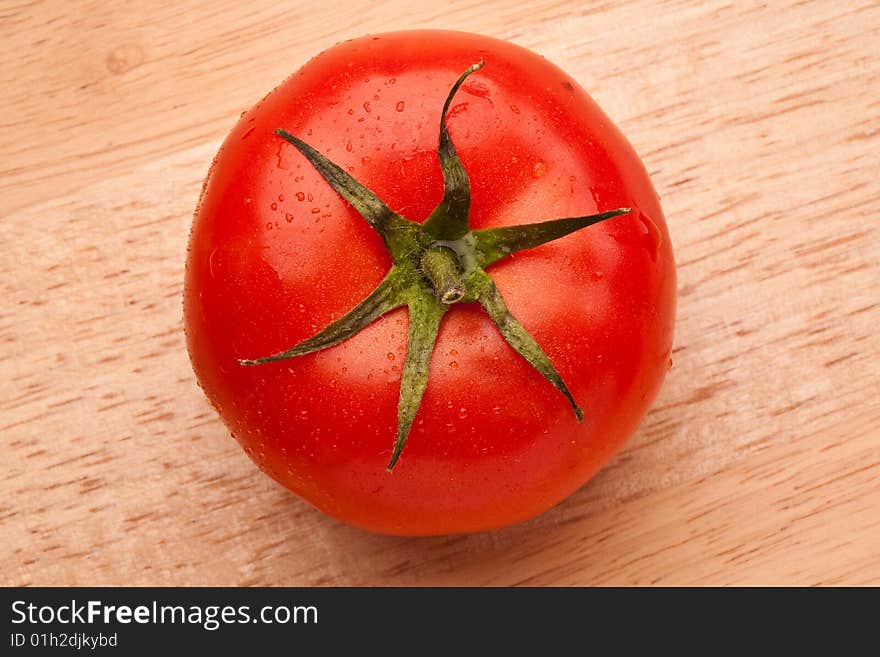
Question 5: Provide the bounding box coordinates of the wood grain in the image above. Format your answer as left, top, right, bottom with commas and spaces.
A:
2, 0, 878, 585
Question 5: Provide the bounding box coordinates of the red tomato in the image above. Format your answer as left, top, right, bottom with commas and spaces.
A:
184, 30, 676, 535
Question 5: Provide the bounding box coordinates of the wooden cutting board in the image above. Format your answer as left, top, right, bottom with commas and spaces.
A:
2, 0, 878, 586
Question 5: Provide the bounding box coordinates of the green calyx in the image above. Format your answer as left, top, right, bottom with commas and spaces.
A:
239, 61, 631, 470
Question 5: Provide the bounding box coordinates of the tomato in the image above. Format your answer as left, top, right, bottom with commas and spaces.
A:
184, 30, 676, 535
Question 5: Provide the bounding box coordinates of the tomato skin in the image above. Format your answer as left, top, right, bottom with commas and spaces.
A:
184, 30, 675, 535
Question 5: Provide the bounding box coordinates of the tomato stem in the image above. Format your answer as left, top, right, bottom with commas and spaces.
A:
420, 246, 466, 304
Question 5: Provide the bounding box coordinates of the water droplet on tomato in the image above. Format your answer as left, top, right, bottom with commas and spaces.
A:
448, 101, 469, 118
387, 352, 395, 361
241, 126, 255, 140
278, 194, 284, 201
636, 210, 662, 262
311, 207, 320, 214
346, 142, 353, 152
463, 80, 490, 98
591, 271, 604, 281
510, 104, 520, 114
270, 202, 277, 211
492, 406, 502, 415
532, 161, 546, 177
458, 407, 468, 419
668, 357, 674, 370
363, 101, 371, 112
275, 142, 286, 169
296, 192, 305, 201
208, 247, 218, 279
285, 212, 294, 222
449, 361, 459, 369
449, 349, 458, 357
395, 101, 405, 112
